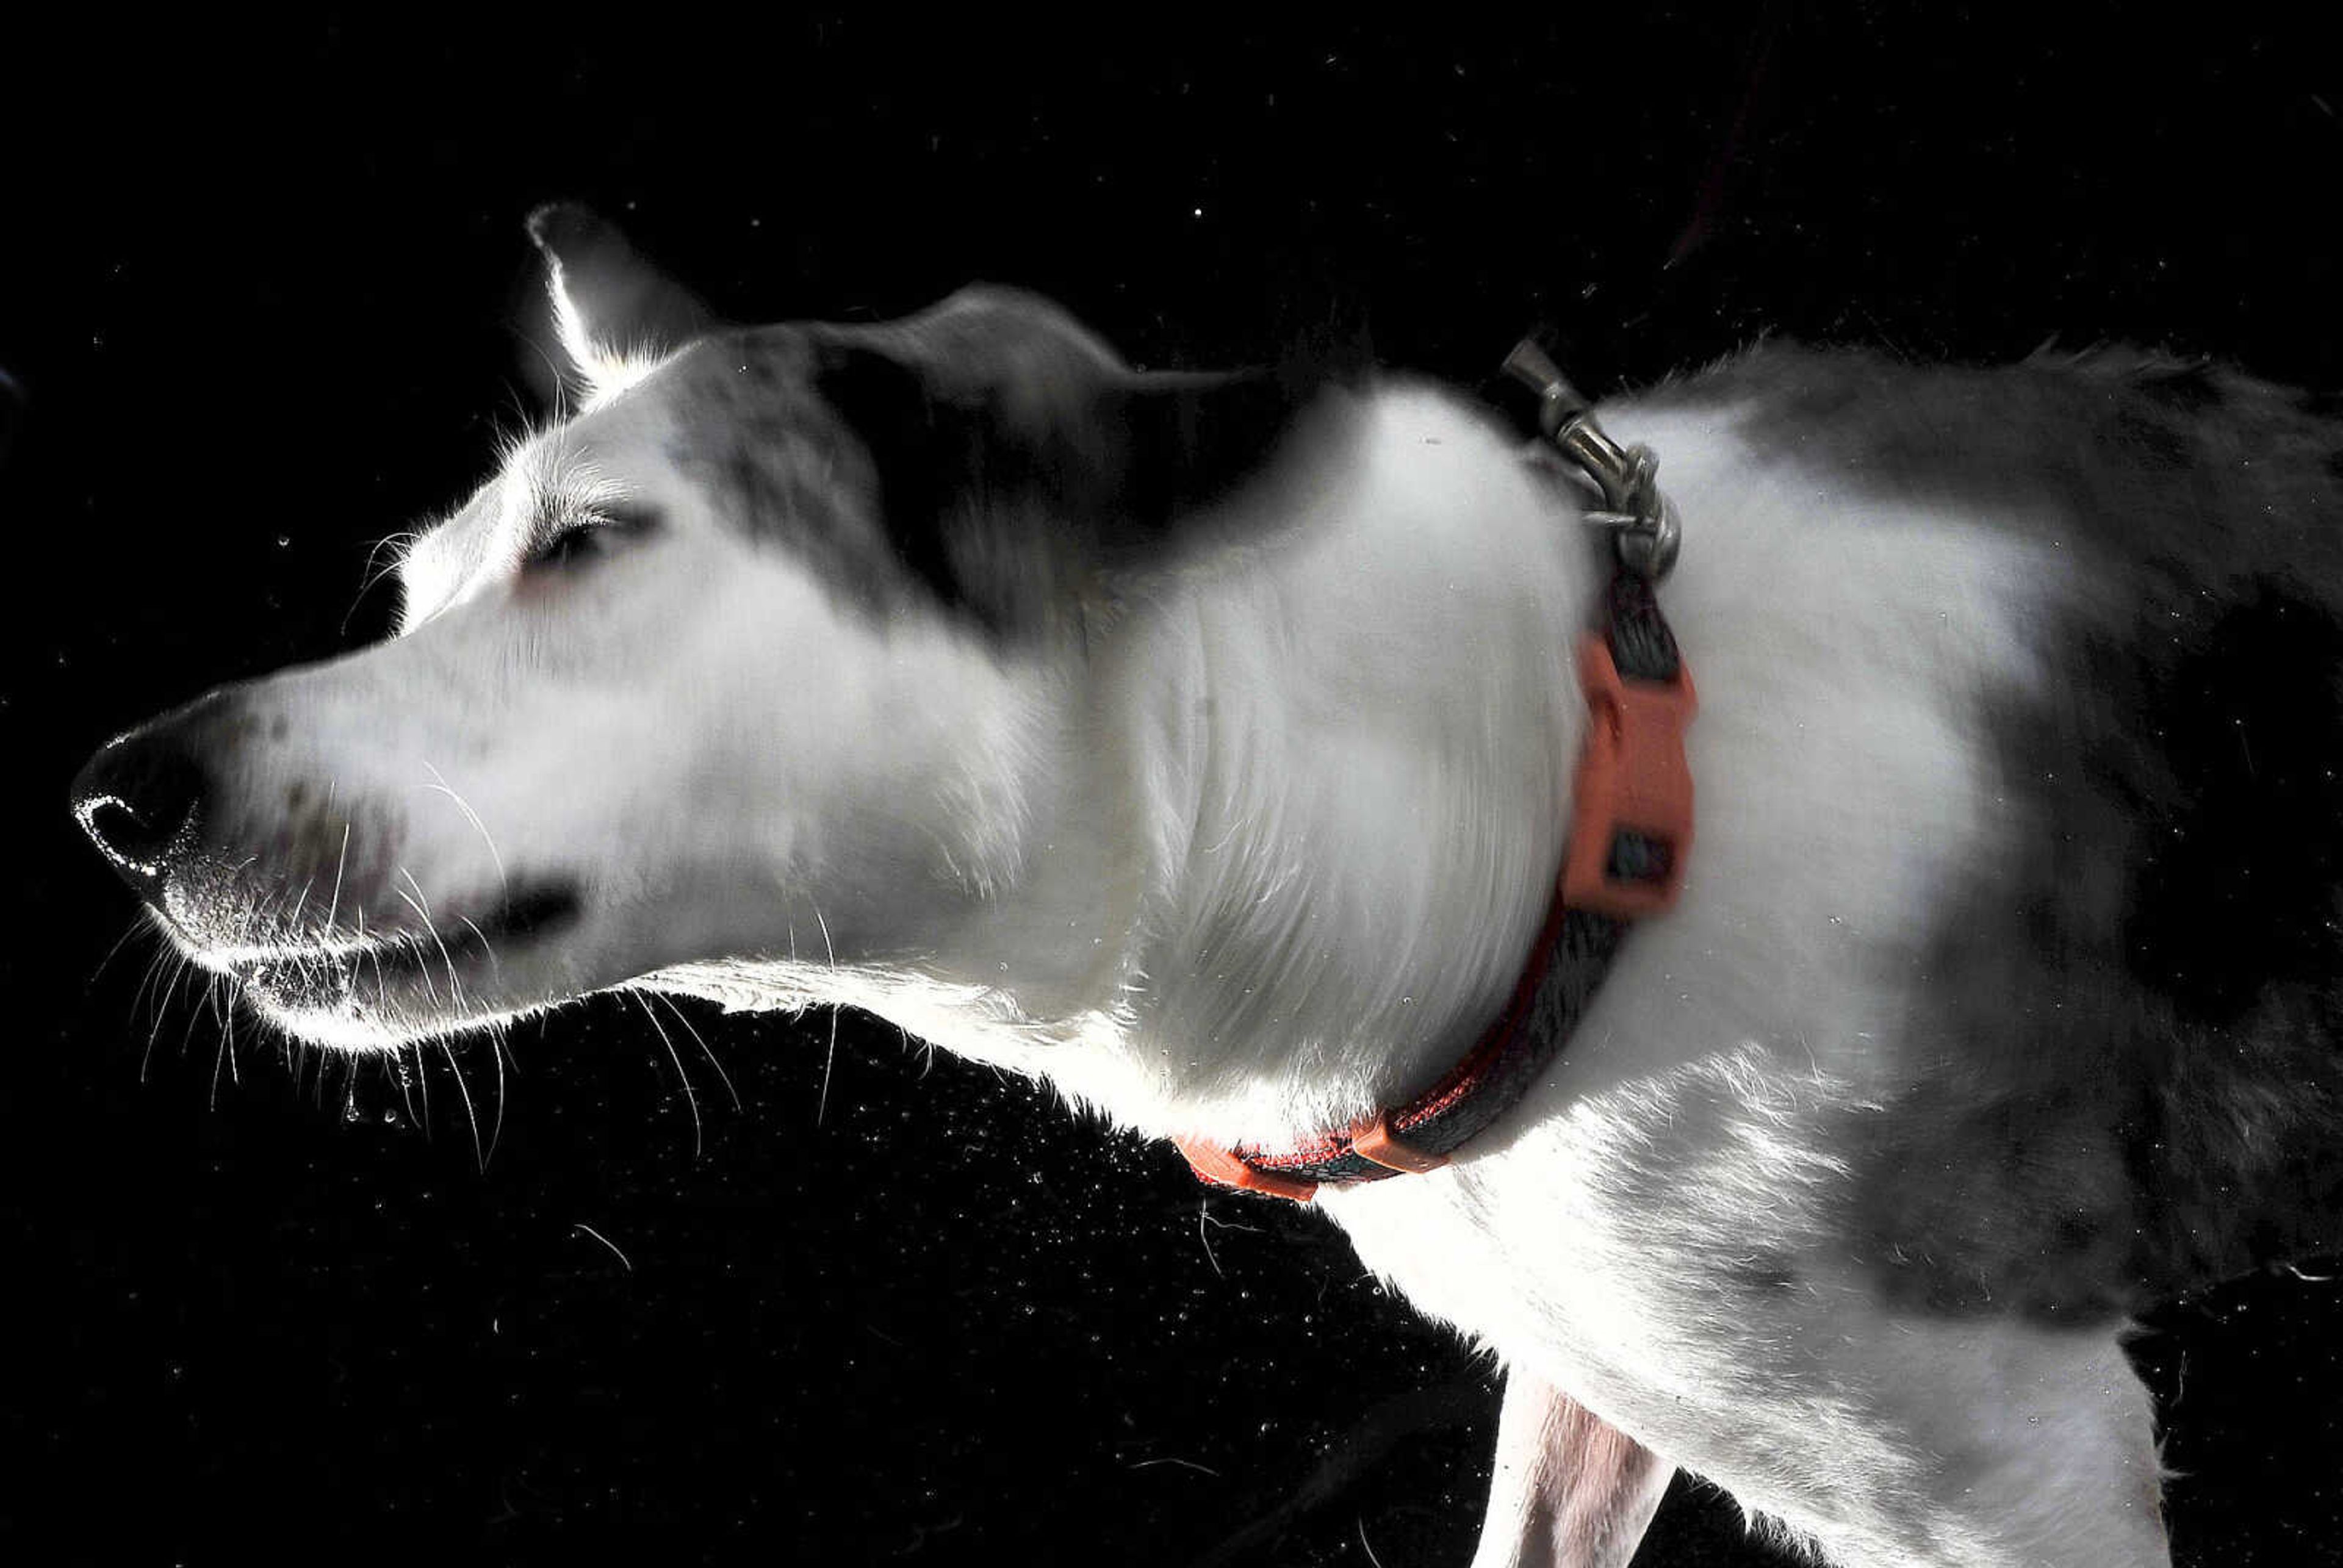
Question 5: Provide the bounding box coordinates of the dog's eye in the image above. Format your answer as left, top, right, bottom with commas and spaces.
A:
522, 504, 660, 574
525, 527, 608, 571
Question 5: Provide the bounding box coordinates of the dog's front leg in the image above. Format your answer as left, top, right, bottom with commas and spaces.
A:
1469, 1372, 1673, 1568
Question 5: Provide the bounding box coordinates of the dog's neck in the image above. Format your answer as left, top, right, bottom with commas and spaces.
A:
902, 383, 1607, 1148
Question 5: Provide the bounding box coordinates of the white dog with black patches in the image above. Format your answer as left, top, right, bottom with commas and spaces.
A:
74, 207, 2343, 1566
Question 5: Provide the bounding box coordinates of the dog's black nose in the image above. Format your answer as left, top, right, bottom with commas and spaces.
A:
71, 702, 223, 896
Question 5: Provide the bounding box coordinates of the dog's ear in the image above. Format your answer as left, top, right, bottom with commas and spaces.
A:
1085, 369, 1337, 557
813, 338, 1328, 574
526, 204, 716, 406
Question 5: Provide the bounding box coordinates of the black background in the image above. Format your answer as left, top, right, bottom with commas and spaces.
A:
9, 10, 2343, 1565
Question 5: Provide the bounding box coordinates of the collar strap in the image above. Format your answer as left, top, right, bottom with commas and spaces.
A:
1175, 568, 1696, 1203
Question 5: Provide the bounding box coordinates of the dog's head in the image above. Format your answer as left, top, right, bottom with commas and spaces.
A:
71, 207, 1325, 1050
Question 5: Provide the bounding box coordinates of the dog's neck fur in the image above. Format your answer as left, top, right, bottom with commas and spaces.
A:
810, 384, 1606, 1149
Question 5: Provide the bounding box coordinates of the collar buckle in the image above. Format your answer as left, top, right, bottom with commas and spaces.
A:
1173, 1135, 1320, 1203
1348, 1113, 1452, 1174
1504, 340, 1683, 580
1564, 632, 1697, 918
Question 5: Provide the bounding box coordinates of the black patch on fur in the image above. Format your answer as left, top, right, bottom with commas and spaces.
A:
1718, 343, 2343, 1317
666, 329, 921, 624
1098, 372, 1327, 543
805, 342, 990, 623
2112, 408, 2191, 470
799, 317, 1328, 635
1852, 569, 2343, 1317
477, 881, 584, 945
1845, 1062, 2145, 1325
2122, 585, 2343, 1021
668, 293, 1332, 639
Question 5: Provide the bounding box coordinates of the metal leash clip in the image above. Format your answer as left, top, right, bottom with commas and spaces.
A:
1503, 340, 1682, 580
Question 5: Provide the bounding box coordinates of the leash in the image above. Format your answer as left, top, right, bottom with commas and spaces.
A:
1173, 342, 1695, 1203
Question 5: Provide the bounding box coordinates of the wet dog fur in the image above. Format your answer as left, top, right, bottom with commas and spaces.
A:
71, 207, 2343, 1565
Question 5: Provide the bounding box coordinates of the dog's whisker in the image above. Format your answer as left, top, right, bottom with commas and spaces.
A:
384, 1044, 421, 1129
653, 992, 740, 1114
571, 1222, 633, 1274
813, 904, 840, 1128
214, 903, 253, 1093
324, 821, 352, 935
458, 917, 503, 980
1197, 1199, 1225, 1278
632, 990, 704, 1156
420, 761, 508, 901
141, 949, 196, 1083
410, 1041, 434, 1140
437, 1037, 484, 1171
395, 869, 464, 1013
164, 960, 201, 1048
223, 980, 242, 1087
89, 912, 153, 985
484, 1018, 510, 1165
344, 527, 423, 635
413, 936, 444, 1010
901, 1026, 937, 1082
405, 939, 439, 1007
126, 927, 175, 1024
200, 976, 229, 1109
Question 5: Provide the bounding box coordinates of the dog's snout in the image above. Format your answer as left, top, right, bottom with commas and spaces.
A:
71, 701, 226, 894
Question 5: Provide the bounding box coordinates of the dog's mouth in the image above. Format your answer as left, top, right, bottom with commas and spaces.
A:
209, 880, 586, 1045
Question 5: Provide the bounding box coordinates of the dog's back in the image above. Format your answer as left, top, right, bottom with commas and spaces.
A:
1674, 346, 2343, 1313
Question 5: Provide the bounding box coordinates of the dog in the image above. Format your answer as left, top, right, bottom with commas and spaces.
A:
71, 205, 2343, 1566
